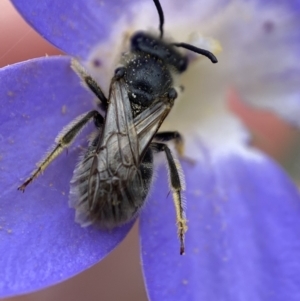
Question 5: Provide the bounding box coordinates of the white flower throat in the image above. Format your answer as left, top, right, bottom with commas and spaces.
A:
85, 0, 251, 157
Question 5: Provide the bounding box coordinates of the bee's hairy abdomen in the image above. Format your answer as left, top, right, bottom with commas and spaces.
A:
69, 143, 153, 228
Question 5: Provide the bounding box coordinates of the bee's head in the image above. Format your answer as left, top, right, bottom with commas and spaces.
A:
130, 31, 188, 73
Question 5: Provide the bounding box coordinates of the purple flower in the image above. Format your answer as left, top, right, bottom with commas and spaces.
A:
1, 0, 300, 299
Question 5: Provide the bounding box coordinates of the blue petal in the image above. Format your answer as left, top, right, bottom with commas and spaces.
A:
140, 146, 300, 301
11, 0, 138, 59
0, 56, 132, 297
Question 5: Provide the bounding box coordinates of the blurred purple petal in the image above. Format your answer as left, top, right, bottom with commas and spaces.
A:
140, 146, 300, 300
0, 56, 133, 298
11, 0, 138, 59
211, 0, 300, 126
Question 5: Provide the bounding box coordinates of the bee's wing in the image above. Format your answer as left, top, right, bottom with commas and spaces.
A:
98, 78, 139, 165
70, 79, 139, 226
88, 79, 141, 209
133, 99, 173, 157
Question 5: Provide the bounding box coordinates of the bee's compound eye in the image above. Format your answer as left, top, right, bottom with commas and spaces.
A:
131, 31, 149, 51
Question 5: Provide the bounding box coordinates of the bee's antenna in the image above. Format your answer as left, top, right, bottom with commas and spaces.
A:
153, 0, 164, 39
172, 42, 218, 64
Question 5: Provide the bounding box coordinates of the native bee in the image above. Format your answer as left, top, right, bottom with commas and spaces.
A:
18, 0, 217, 254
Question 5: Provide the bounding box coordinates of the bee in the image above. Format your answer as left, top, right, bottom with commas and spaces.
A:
18, 0, 217, 254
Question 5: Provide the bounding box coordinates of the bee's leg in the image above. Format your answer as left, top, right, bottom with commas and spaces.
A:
151, 142, 187, 255
18, 110, 104, 192
154, 131, 184, 156
71, 59, 108, 110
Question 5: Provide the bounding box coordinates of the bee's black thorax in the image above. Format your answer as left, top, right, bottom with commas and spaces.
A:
122, 31, 188, 118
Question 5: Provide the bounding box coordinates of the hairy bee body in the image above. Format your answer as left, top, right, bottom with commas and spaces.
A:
69, 31, 188, 228
18, 0, 217, 254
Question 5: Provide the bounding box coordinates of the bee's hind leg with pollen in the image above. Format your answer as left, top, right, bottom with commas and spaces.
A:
151, 141, 188, 255
18, 110, 104, 192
